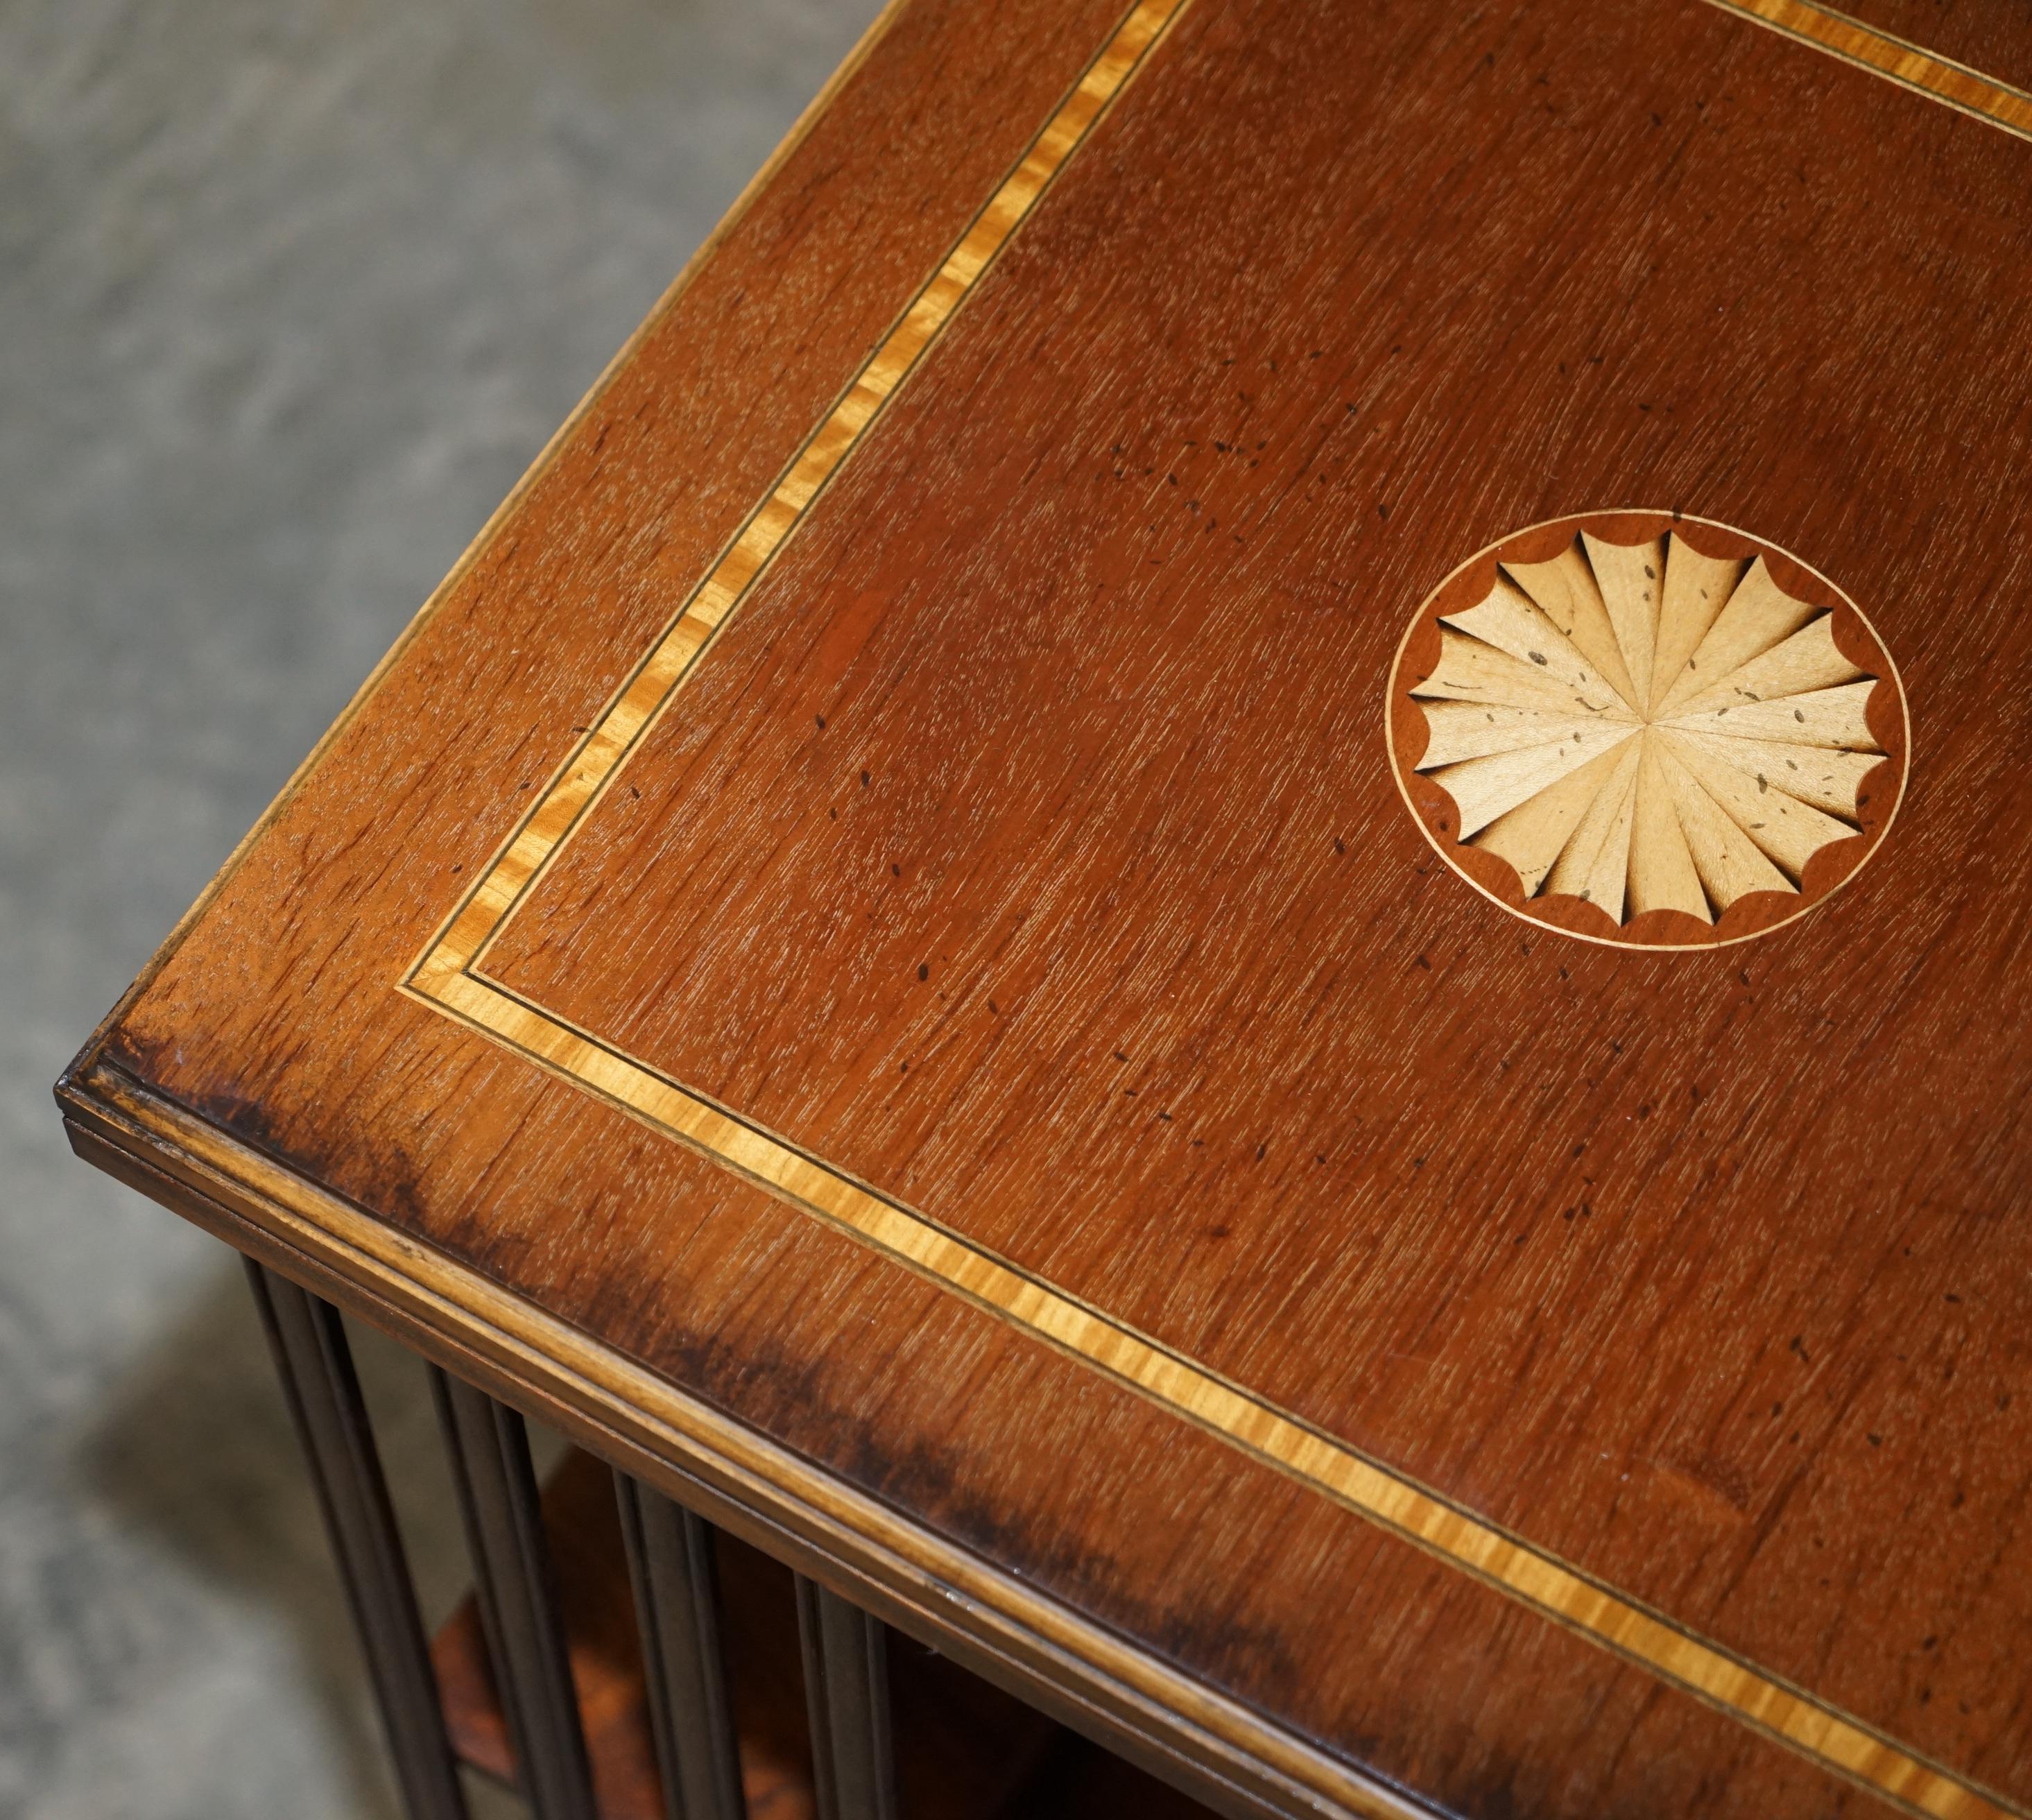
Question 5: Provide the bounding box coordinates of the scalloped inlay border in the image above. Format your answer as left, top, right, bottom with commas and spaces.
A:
1387, 512, 1909, 949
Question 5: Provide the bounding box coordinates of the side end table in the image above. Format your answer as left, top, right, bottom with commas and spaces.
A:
59, 0, 2032, 1816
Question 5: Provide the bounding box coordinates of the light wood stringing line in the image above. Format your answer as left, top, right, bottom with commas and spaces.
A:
1705, 0, 2032, 141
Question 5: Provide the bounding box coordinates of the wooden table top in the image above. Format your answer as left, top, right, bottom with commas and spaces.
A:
60, 1, 2032, 1815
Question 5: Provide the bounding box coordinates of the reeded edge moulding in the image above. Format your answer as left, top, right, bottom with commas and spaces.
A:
1386, 510, 1909, 950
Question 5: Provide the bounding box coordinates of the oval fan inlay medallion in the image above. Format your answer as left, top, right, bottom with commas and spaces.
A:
1386, 511, 1907, 949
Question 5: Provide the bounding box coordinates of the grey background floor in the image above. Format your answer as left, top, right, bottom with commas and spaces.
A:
0, 1, 881, 1813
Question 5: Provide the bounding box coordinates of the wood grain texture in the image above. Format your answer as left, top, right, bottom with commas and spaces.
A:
59, 0, 2032, 1817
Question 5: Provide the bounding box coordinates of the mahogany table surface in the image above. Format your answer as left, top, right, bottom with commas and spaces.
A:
59, 1, 2032, 1816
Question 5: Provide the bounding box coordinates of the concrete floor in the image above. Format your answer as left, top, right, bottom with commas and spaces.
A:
0, 1, 880, 1813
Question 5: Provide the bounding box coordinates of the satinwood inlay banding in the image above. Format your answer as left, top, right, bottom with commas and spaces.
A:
1388, 511, 1908, 949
